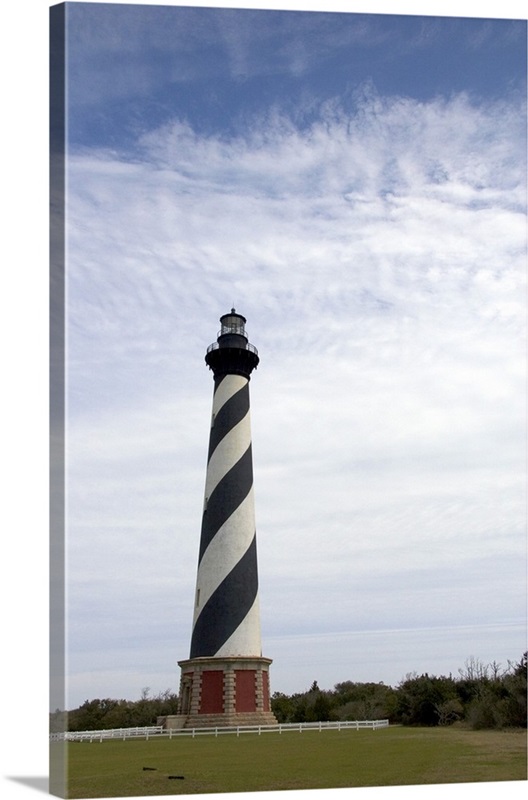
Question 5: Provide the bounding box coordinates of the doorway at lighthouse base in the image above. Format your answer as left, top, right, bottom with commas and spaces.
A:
165, 656, 278, 728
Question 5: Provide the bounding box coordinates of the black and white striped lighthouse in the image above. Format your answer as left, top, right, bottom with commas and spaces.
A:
177, 310, 277, 728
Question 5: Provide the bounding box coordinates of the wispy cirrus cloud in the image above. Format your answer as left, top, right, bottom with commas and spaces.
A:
65, 83, 526, 703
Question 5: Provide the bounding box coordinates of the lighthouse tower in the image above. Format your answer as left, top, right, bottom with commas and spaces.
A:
177, 310, 277, 728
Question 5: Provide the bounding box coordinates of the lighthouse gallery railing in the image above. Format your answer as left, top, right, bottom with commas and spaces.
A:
206, 341, 258, 355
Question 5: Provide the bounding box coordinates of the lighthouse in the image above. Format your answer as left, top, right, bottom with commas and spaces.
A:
177, 310, 277, 728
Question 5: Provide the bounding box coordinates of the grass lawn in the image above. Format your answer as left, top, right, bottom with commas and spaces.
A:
57, 725, 527, 798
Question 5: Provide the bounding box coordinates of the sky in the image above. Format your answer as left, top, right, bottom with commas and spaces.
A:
48, 0, 527, 714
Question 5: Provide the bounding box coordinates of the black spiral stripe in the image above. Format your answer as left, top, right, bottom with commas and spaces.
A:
190, 536, 258, 658
198, 445, 253, 563
207, 378, 249, 460
190, 373, 261, 659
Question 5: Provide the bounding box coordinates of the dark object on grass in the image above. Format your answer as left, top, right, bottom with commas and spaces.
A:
142, 767, 157, 771
168, 775, 185, 780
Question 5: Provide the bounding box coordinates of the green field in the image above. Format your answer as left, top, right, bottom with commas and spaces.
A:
56, 725, 527, 798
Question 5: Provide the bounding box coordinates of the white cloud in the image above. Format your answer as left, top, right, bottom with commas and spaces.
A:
65, 89, 526, 706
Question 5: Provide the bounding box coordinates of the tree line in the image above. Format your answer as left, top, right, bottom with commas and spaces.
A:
50, 653, 526, 732
49, 687, 179, 733
272, 653, 526, 730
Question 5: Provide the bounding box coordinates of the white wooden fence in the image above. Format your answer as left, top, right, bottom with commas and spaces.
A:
50, 719, 389, 743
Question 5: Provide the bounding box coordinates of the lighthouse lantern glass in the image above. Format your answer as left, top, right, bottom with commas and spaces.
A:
221, 314, 246, 337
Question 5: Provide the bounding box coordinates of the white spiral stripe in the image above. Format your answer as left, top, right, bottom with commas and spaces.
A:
212, 374, 248, 418
215, 596, 262, 657
193, 489, 256, 623
204, 411, 251, 501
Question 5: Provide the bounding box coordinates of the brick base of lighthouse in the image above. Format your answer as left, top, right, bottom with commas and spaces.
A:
171, 656, 277, 728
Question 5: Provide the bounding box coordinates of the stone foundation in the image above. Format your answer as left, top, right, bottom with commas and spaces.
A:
157, 714, 187, 729
173, 655, 278, 729
181, 711, 278, 729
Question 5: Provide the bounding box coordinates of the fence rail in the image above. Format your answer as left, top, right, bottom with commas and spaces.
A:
50, 719, 389, 743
